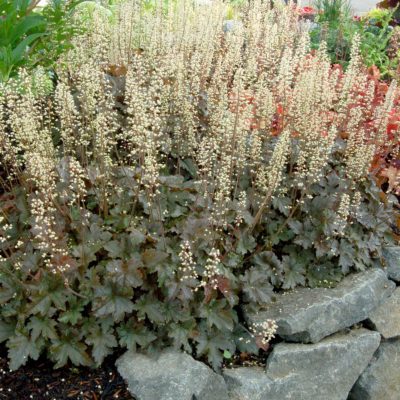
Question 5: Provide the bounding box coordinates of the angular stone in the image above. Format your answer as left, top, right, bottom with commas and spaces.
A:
224, 329, 380, 400
116, 349, 229, 400
223, 367, 275, 400
383, 246, 400, 283
367, 287, 400, 339
349, 339, 400, 400
246, 269, 395, 343
223, 20, 243, 33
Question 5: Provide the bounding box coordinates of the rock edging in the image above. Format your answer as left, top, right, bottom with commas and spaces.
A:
116, 350, 229, 400
116, 268, 400, 400
223, 329, 380, 400
245, 269, 395, 343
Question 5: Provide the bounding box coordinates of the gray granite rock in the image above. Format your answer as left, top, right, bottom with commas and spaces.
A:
246, 269, 395, 343
223, 367, 275, 400
223, 20, 243, 33
349, 339, 400, 400
116, 350, 229, 400
367, 287, 400, 339
383, 246, 400, 283
224, 329, 381, 400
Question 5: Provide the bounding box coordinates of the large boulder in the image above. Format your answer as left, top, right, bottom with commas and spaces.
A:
349, 339, 400, 400
116, 350, 229, 400
383, 246, 400, 283
223, 367, 275, 400
367, 287, 400, 339
223, 329, 380, 400
246, 269, 395, 343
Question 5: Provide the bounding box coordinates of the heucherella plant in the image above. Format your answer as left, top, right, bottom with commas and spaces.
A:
0, 0, 399, 371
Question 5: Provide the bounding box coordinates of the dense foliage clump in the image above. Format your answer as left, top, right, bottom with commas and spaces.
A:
0, 0, 399, 370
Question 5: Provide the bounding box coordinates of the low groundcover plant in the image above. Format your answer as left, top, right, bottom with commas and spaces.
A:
0, 0, 399, 371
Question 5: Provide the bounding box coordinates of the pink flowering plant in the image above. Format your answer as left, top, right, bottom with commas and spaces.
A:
0, 0, 399, 371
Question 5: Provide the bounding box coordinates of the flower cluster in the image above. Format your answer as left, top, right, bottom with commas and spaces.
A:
200, 248, 222, 290
179, 240, 198, 283
250, 320, 278, 350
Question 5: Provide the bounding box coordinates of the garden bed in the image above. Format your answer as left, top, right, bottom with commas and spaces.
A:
0, 347, 133, 400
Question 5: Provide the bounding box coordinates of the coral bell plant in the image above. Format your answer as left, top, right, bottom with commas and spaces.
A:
0, 0, 399, 371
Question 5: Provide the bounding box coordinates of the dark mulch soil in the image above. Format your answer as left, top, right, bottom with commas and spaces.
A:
0, 346, 134, 400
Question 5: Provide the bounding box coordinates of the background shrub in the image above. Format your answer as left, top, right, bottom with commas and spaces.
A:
0, 0, 399, 371
309, 0, 400, 78
0, 0, 82, 83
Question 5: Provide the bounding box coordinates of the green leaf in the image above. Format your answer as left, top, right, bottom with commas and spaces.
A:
163, 300, 190, 323
72, 244, 98, 266
236, 233, 256, 255
133, 295, 166, 323
168, 321, 195, 352
129, 229, 146, 246
8, 334, 42, 371
13, 15, 46, 40
89, 223, 113, 243
118, 321, 157, 351
94, 283, 134, 322
142, 249, 169, 268
29, 276, 68, 315
338, 240, 356, 273
12, 33, 47, 62
252, 251, 283, 286
240, 267, 274, 304
223, 350, 232, 359
159, 175, 184, 187
272, 196, 292, 216
0, 274, 18, 303
49, 289, 68, 310
95, 295, 134, 322
233, 324, 258, 353
179, 158, 198, 177
282, 255, 306, 289
199, 300, 236, 331
288, 220, 303, 235
106, 257, 144, 287
27, 316, 58, 341
50, 338, 92, 368
104, 240, 123, 258
85, 324, 117, 365
291, 220, 316, 250
58, 300, 84, 325
195, 325, 235, 370
0, 319, 15, 343
30, 295, 52, 315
